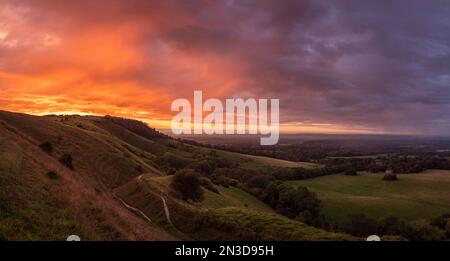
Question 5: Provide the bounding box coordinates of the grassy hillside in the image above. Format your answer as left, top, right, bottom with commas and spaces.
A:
0, 110, 349, 240
286, 170, 450, 223
0, 111, 174, 240
115, 175, 354, 240
220, 151, 322, 169
241, 154, 322, 169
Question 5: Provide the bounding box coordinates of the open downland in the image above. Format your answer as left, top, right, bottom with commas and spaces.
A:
243, 154, 322, 168
116, 175, 354, 240
286, 170, 450, 223
220, 151, 322, 169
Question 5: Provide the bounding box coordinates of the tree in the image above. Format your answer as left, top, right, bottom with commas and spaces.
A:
406, 221, 445, 241
265, 183, 322, 225
378, 216, 408, 236
342, 214, 379, 237
190, 159, 217, 175
170, 169, 203, 201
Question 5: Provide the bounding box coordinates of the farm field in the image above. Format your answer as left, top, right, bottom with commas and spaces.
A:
286, 170, 450, 223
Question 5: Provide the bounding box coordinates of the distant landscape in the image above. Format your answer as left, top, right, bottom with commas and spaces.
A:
1, 110, 450, 241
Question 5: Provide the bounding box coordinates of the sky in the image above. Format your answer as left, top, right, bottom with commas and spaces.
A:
1, 0, 450, 135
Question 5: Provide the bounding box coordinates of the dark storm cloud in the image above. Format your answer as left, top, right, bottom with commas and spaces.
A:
1, 0, 450, 134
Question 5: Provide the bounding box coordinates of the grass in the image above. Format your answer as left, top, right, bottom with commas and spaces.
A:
219, 150, 322, 169
0, 111, 175, 240
0, 110, 351, 240
286, 170, 450, 223
202, 186, 275, 213
206, 207, 354, 241
242, 154, 322, 168
142, 175, 274, 213
0, 139, 78, 240
116, 175, 354, 240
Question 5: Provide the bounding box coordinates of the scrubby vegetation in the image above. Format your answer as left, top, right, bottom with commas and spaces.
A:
338, 214, 448, 241
59, 154, 74, 170
39, 141, 53, 154
261, 182, 324, 226
46, 171, 59, 180
170, 169, 204, 201
383, 173, 398, 181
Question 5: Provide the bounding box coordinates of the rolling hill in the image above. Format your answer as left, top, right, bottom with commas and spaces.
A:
115, 174, 352, 240
0, 110, 349, 240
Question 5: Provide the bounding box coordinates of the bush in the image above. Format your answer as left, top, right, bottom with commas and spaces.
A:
383, 173, 398, 181
405, 221, 445, 241
210, 175, 238, 188
263, 182, 322, 226
191, 160, 217, 175
344, 169, 358, 176
245, 175, 272, 188
378, 216, 408, 236
46, 171, 59, 180
342, 214, 379, 237
159, 152, 192, 170
39, 141, 53, 154
430, 213, 450, 239
59, 154, 74, 170
171, 169, 203, 201
430, 213, 450, 229
199, 177, 219, 194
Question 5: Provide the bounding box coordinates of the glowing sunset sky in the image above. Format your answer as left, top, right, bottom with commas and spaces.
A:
1, 0, 450, 134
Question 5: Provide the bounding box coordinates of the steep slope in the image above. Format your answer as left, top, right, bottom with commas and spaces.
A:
0, 111, 173, 240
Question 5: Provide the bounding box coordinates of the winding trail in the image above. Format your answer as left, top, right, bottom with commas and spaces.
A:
112, 192, 153, 224
137, 174, 174, 227
160, 196, 173, 226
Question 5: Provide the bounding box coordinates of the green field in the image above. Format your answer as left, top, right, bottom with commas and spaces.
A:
220, 151, 322, 169
286, 170, 450, 223
242, 154, 322, 168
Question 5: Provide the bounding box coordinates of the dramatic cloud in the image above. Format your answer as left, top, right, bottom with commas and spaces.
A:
1, 0, 449, 134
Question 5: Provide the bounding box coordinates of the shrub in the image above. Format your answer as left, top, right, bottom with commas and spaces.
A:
46, 171, 59, 180
39, 141, 53, 154
344, 169, 358, 176
378, 216, 408, 236
170, 169, 203, 201
342, 214, 379, 237
445, 221, 450, 239
210, 175, 238, 188
383, 173, 398, 181
159, 152, 192, 170
430, 213, 450, 239
405, 221, 445, 241
191, 159, 217, 175
263, 182, 322, 226
199, 177, 219, 194
59, 154, 74, 170
430, 213, 450, 230
245, 175, 272, 188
